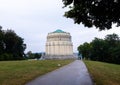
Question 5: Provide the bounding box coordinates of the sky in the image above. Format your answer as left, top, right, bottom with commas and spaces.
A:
0, 0, 120, 53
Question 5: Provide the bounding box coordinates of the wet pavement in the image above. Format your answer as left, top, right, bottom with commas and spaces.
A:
26, 60, 93, 85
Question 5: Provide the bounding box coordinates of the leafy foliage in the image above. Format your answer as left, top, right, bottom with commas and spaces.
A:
63, 0, 120, 30
26, 51, 42, 59
34, 53, 41, 60
0, 26, 26, 60
78, 33, 120, 64
78, 42, 92, 59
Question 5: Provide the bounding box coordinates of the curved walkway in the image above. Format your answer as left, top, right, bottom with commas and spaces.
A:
26, 60, 93, 85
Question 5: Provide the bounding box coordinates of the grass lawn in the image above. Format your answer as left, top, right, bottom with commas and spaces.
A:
84, 60, 120, 85
0, 60, 74, 85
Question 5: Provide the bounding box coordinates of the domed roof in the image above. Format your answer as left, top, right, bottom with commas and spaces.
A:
53, 29, 65, 33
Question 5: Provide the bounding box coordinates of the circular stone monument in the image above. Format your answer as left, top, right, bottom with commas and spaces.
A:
45, 29, 75, 59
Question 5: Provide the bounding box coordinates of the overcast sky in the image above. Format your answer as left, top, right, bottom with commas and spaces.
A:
0, 0, 120, 53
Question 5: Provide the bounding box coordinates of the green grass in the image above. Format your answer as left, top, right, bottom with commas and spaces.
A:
84, 60, 120, 85
0, 60, 74, 85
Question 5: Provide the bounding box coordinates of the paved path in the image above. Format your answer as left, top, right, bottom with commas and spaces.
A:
26, 60, 93, 85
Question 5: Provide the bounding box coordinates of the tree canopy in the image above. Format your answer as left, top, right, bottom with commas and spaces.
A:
0, 26, 26, 61
26, 51, 42, 60
62, 0, 120, 30
78, 33, 120, 64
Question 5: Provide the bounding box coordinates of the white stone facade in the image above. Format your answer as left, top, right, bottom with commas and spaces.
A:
45, 30, 73, 56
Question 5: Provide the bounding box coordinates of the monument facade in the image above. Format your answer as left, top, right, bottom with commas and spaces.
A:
45, 29, 75, 59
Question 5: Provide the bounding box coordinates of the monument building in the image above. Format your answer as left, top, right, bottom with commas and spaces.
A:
45, 29, 75, 59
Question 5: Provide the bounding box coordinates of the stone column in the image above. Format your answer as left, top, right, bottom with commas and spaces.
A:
46, 43, 49, 55
55, 44, 59, 55
64, 45, 67, 55
61, 44, 64, 55
51, 45, 53, 55
49, 43, 51, 55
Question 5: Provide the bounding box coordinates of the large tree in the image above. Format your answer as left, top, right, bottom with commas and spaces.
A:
0, 26, 4, 55
62, 0, 120, 30
77, 33, 120, 64
104, 33, 120, 63
0, 28, 26, 61
4, 30, 26, 60
78, 42, 92, 59
90, 38, 108, 61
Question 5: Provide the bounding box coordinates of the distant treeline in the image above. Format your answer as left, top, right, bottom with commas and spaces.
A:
0, 26, 26, 61
78, 33, 120, 64
26, 51, 42, 60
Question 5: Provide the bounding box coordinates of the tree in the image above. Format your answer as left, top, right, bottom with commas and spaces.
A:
77, 33, 120, 64
104, 33, 120, 63
78, 42, 92, 59
0, 26, 26, 61
4, 30, 26, 60
27, 51, 34, 59
0, 26, 4, 55
34, 53, 41, 60
105, 33, 120, 47
111, 45, 120, 64
62, 0, 120, 30
90, 38, 108, 61
0, 26, 2, 30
